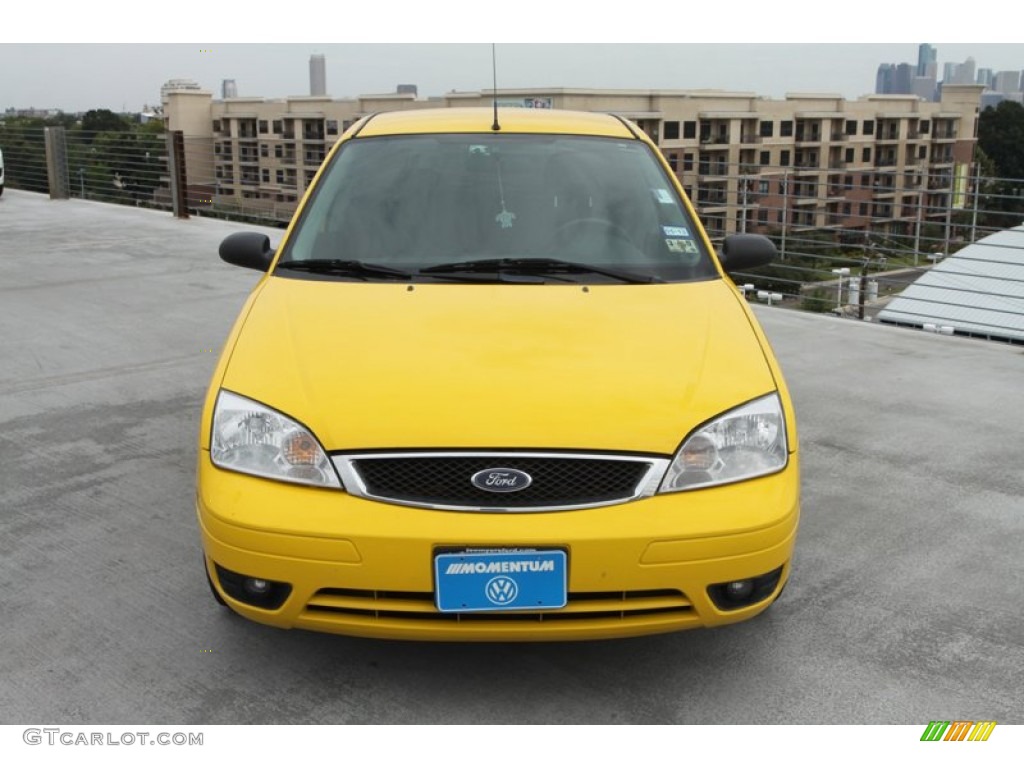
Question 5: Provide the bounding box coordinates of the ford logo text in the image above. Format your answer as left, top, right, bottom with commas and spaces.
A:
470, 468, 533, 493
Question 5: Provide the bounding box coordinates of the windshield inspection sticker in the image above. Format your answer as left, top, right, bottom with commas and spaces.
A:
666, 238, 699, 254
662, 226, 690, 238
653, 188, 675, 205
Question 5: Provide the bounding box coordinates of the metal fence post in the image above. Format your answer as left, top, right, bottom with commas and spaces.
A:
166, 130, 189, 219
779, 171, 789, 260
44, 126, 70, 199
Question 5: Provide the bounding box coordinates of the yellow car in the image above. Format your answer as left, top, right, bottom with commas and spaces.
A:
198, 107, 799, 641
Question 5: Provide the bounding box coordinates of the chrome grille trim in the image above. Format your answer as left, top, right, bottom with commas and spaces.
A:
331, 451, 671, 512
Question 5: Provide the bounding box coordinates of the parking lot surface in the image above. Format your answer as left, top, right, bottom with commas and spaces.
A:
1, 190, 1021, 724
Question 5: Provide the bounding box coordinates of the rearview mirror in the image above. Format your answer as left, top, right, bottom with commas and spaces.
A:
718, 234, 776, 274
219, 232, 275, 272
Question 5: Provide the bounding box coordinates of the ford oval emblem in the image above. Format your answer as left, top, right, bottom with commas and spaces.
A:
470, 468, 533, 493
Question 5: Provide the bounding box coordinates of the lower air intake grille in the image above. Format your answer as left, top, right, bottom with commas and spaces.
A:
305, 588, 693, 622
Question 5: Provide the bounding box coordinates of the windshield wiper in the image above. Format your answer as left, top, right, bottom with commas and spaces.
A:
275, 259, 413, 280
419, 257, 660, 284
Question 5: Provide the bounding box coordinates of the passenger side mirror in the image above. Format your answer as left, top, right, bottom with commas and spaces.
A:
219, 232, 275, 272
718, 234, 776, 274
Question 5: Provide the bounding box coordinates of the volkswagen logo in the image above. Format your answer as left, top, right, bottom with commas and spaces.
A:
470, 468, 533, 493
485, 576, 519, 606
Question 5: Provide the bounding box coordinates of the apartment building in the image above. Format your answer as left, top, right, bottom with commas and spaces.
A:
162, 85, 983, 237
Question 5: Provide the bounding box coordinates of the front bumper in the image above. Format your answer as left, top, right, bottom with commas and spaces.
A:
197, 452, 799, 641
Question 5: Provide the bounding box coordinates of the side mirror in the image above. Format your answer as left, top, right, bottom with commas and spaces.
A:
219, 232, 274, 272
718, 234, 776, 274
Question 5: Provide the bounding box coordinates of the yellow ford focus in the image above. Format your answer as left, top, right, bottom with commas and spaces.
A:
198, 107, 799, 641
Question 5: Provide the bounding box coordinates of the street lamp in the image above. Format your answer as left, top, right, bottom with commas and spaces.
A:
832, 267, 850, 312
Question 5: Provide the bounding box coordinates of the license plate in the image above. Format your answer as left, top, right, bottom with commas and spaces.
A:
434, 549, 567, 613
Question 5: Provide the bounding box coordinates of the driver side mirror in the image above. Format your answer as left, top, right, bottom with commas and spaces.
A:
718, 234, 776, 275
219, 232, 275, 272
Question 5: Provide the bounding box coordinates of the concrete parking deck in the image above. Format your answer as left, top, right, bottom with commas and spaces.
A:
1, 189, 1021, 724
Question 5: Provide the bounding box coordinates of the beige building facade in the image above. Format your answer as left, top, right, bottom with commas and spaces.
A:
163, 85, 984, 237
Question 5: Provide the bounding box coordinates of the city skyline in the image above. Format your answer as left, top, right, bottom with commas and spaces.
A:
2, 43, 1023, 115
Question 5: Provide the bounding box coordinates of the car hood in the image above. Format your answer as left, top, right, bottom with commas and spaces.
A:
220, 277, 777, 454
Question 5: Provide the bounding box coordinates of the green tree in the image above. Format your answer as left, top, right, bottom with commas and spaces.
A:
80, 109, 130, 137
978, 101, 1024, 180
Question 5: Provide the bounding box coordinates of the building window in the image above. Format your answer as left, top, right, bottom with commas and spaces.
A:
759, 150, 770, 165
919, 120, 930, 134
845, 120, 856, 135
758, 179, 770, 194
918, 146, 927, 159
759, 120, 773, 137
780, 150, 791, 166
683, 153, 693, 171
863, 120, 874, 135
859, 202, 868, 216
212, 120, 221, 133
663, 121, 680, 140
861, 174, 871, 186
758, 209, 768, 225
327, 120, 338, 135
276, 169, 284, 184
845, 148, 854, 163
667, 152, 678, 171
862, 148, 871, 162
274, 144, 283, 158
260, 144, 268, 158
780, 120, 793, 137
272, 119, 282, 134
259, 120, 268, 134
844, 175, 853, 188
843, 203, 852, 215
261, 169, 270, 183
682, 121, 696, 139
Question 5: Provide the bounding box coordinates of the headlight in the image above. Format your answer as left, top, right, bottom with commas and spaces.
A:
658, 393, 788, 493
210, 390, 341, 488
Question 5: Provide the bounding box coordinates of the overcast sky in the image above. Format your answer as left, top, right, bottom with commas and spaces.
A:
4, 6, 1024, 113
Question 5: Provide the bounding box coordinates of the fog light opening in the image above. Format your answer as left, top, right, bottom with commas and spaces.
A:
213, 564, 292, 610
708, 566, 784, 611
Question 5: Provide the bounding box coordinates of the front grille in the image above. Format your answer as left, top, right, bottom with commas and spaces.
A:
304, 587, 693, 623
344, 454, 656, 510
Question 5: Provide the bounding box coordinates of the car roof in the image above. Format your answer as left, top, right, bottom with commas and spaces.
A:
354, 107, 638, 139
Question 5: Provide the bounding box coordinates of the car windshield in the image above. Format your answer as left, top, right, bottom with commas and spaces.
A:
281, 133, 718, 283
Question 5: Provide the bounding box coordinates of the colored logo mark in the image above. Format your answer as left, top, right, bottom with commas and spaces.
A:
920, 721, 996, 742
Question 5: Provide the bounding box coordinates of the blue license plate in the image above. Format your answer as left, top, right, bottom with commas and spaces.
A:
434, 549, 567, 613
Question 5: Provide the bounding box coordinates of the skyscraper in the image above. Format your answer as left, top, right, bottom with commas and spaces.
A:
992, 70, 1021, 94
876, 63, 894, 94
310, 54, 327, 97
917, 44, 937, 77
222, 79, 237, 99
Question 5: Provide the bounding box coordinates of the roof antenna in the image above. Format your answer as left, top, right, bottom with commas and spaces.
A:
491, 43, 501, 132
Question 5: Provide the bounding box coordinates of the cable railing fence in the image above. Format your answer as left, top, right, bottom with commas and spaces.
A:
4, 120, 1023, 343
